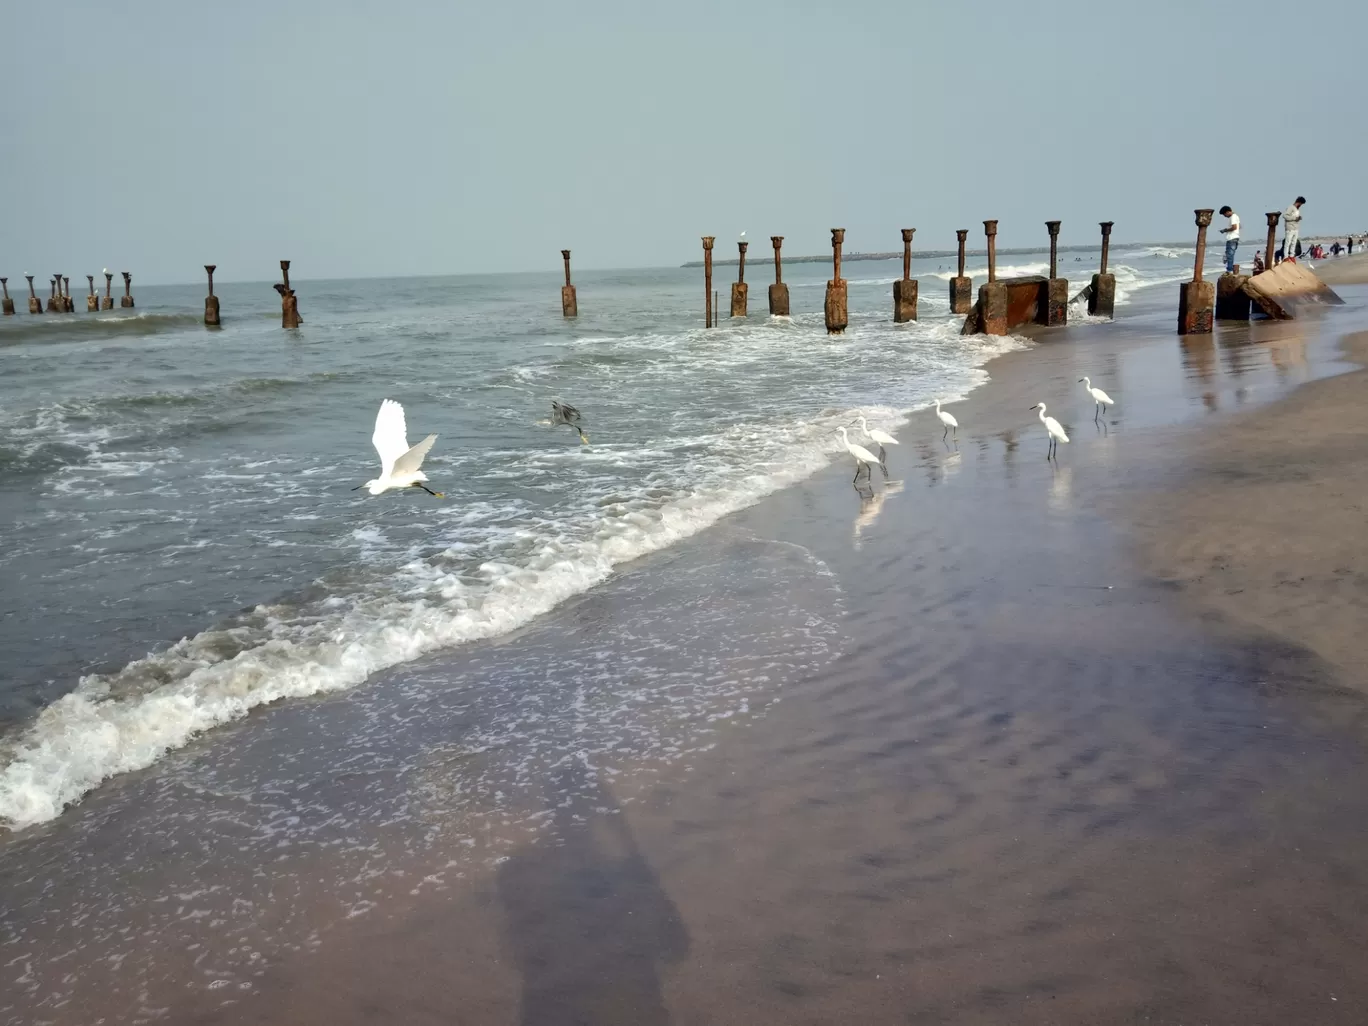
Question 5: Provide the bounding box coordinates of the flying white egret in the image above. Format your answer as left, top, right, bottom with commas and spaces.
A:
354, 399, 443, 497
1079, 377, 1115, 420
935, 398, 959, 440
854, 416, 898, 462
837, 426, 882, 482
1030, 402, 1069, 460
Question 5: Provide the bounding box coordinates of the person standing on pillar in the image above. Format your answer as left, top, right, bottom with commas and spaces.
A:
1218, 206, 1240, 272
1283, 196, 1305, 259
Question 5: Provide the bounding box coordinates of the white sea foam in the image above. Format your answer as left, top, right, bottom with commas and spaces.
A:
928, 262, 1050, 281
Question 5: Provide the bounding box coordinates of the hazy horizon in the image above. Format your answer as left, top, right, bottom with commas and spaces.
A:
3, 0, 1364, 285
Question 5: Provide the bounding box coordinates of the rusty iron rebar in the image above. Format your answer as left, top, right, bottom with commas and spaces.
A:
983, 221, 999, 283
26, 275, 36, 298
1264, 212, 1281, 270
103, 272, 113, 298
771, 236, 784, 284
561, 249, 572, 287
205, 265, 216, 296
1045, 221, 1061, 279
900, 228, 915, 280
702, 237, 715, 328
1099, 222, 1114, 275
1192, 209, 1214, 282
831, 228, 845, 282
956, 230, 968, 278
737, 241, 748, 284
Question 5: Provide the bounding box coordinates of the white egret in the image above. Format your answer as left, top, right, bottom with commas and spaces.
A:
355, 399, 443, 497
837, 426, 882, 482
1079, 377, 1115, 420
1030, 402, 1069, 460
934, 398, 958, 440
854, 416, 898, 462
546, 400, 588, 444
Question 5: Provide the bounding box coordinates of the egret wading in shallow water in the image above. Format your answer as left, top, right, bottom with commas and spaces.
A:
1079, 377, 1115, 421
854, 416, 898, 463
837, 426, 882, 483
935, 398, 958, 440
354, 399, 443, 497
544, 400, 589, 444
1030, 402, 1069, 460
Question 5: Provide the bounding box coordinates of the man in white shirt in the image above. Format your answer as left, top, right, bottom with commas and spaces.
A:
1283, 196, 1305, 260
1218, 206, 1240, 272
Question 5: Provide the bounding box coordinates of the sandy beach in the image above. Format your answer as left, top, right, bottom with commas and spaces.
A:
5, 281, 1368, 1026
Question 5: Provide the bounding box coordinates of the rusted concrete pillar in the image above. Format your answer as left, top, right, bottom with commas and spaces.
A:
47, 276, 60, 313
1216, 271, 1251, 320
1178, 209, 1215, 335
892, 228, 918, 323
62, 277, 73, 312
102, 271, 114, 310
0, 278, 13, 316
768, 236, 789, 316
26, 275, 41, 314
1039, 220, 1067, 326
731, 240, 748, 317
86, 275, 98, 312
204, 265, 220, 326
702, 237, 715, 328
279, 260, 300, 328
949, 229, 972, 314
560, 249, 577, 318
1263, 212, 1280, 273
120, 271, 134, 309
978, 220, 1007, 335
824, 228, 848, 334
1088, 221, 1116, 318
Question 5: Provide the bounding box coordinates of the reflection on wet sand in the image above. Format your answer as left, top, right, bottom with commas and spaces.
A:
852, 479, 904, 548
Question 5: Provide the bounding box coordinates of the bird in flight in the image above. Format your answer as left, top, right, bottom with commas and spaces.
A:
549, 400, 589, 444
356, 399, 443, 496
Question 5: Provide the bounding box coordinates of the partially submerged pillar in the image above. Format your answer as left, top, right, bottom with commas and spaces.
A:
977, 220, 1008, 335
1177, 209, 1215, 335
730, 240, 748, 317
279, 260, 300, 328
120, 271, 134, 308
26, 275, 41, 314
1262, 212, 1280, 273
47, 276, 61, 313
702, 236, 715, 328
1088, 221, 1116, 318
1038, 220, 1067, 326
768, 236, 789, 316
560, 249, 577, 318
1216, 269, 1251, 320
62, 277, 73, 312
102, 271, 114, 310
824, 228, 848, 334
204, 265, 220, 326
892, 228, 918, 323
86, 275, 98, 312
949, 229, 972, 314
0, 278, 13, 316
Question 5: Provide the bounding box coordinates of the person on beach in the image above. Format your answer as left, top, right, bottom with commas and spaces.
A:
1349, 237, 1355, 255
1283, 196, 1305, 260
1252, 251, 1265, 274
1218, 206, 1240, 272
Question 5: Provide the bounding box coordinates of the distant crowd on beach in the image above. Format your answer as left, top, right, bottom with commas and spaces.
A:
1217, 195, 1367, 275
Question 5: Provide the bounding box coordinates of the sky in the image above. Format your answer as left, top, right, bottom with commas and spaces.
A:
2, 0, 1364, 283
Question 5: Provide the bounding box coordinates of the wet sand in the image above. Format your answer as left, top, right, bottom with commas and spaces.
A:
6, 286, 1368, 1025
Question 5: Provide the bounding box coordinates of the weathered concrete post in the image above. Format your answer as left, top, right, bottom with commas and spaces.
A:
824, 228, 848, 334
768, 236, 790, 316
949, 229, 972, 314
0, 278, 12, 316
1088, 221, 1116, 318
1216, 268, 1251, 320
978, 220, 1008, 335
120, 272, 134, 308
1039, 220, 1068, 326
46, 277, 60, 313
1263, 212, 1280, 272
560, 249, 577, 318
62, 277, 73, 312
280, 260, 300, 328
731, 240, 748, 317
702, 237, 715, 328
1177, 209, 1216, 335
86, 275, 98, 312
892, 228, 918, 323
204, 265, 220, 326
26, 275, 41, 314
102, 271, 114, 310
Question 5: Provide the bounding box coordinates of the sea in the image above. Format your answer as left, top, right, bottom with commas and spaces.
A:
0, 245, 1196, 833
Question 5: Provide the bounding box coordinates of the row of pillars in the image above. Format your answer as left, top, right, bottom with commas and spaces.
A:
1178, 209, 1283, 333
1, 272, 133, 315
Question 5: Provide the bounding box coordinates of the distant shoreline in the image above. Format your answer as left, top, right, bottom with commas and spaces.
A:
680, 241, 1191, 268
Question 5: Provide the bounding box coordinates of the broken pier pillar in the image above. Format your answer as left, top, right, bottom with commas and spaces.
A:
1088, 221, 1116, 318
86, 275, 98, 312
102, 271, 114, 310
204, 265, 220, 326
279, 260, 300, 328
892, 228, 918, 323
702, 237, 714, 328
731, 240, 748, 317
0, 278, 12, 316
949, 229, 972, 314
977, 220, 1008, 335
768, 236, 789, 316
120, 272, 134, 308
824, 229, 848, 334
1262, 212, 1280, 273
1177, 209, 1215, 335
1038, 220, 1067, 326
1216, 270, 1251, 320
47, 276, 60, 313
62, 277, 73, 312
26, 275, 41, 314
560, 249, 577, 318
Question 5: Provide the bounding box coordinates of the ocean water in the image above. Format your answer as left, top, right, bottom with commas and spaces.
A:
0, 246, 1197, 829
